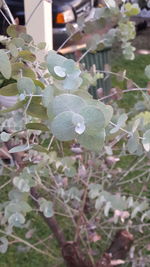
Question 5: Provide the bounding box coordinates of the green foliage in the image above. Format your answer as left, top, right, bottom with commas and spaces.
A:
1, 2, 150, 266
38, 198, 54, 218
0, 50, 11, 79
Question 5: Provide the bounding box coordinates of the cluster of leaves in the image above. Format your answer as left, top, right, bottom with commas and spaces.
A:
0, 2, 150, 266
66, 0, 140, 59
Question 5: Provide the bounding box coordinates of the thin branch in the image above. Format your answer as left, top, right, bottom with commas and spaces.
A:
99, 88, 149, 101
0, 179, 11, 190
0, 229, 55, 259
98, 70, 149, 101
30, 187, 66, 246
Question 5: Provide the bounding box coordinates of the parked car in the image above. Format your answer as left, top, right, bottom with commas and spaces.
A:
0, 0, 98, 49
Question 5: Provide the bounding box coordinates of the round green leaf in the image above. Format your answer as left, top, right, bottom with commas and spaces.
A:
39, 198, 54, 218
63, 76, 83, 91
8, 212, 25, 227
47, 50, 66, 74
79, 105, 105, 135
0, 132, 11, 142
65, 166, 77, 177
77, 129, 105, 152
7, 25, 19, 37
53, 94, 86, 115
11, 62, 36, 80
19, 32, 33, 43
13, 177, 30, 192
8, 43, 19, 57
42, 85, 54, 107
18, 50, 36, 62
17, 77, 36, 94
0, 83, 18, 96
0, 50, 11, 79
89, 100, 113, 126
51, 111, 76, 141
11, 37, 25, 47
27, 103, 48, 119
62, 59, 78, 74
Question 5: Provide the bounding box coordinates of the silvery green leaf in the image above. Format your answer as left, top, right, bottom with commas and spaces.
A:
110, 113, 128, 134
13, 177, 30, 192
17, 77, 36, 94
47, 50, 66, 77
8, 212, 25, 226
132, 118, 141, 133
8, 43, 18, 57
9, 144, 32, 153
19, 201, 32, 213
42, 85, 54, 107
51, 111, 76, 141
64, 166, 76, 177
63, 59, 79, 75
11, 37, 25, 47
127, 131, 139, 154
95, 196, 105, 210
53, 94, 86, 115
66, 187, 82, 201
0, 237, 8, 254
88, 184, 102, 199
0, 50, 11, 79
8, 189, 28, 201
0, 132, 11, 142
77, 129, 105, 152
79, 105, 105, 135
142, 129, 150, 152
104, 201, 112, 217
87, 100, 113, 126
131, 202, 148, 218
127, 196, 134, 208
39, 198, 54, 218
95, 101, 113, 126
141, 211, 150, 222
100, 191, 127, 211
63, 76, 83, 91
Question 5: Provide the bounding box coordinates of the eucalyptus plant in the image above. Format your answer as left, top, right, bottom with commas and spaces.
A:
0, 1, 150, 266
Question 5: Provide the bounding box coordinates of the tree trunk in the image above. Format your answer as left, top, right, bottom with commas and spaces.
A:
30, 187, 133, 267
